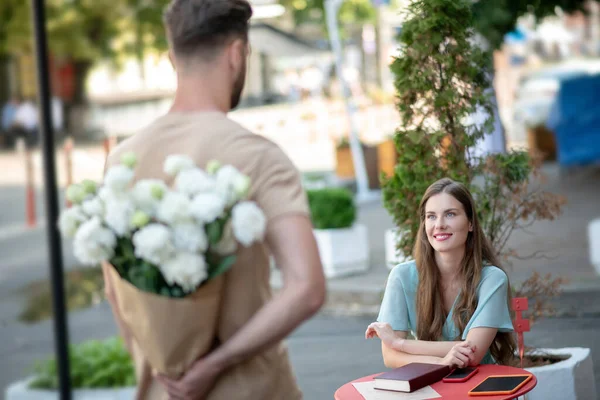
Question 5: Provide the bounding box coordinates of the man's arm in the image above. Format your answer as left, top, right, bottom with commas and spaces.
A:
203, 214, 326, 372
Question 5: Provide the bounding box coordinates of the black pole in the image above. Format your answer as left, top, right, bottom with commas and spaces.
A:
29, 0, 72, 398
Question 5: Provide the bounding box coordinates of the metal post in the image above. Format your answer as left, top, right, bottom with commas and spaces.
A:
29, 0, 72, 398
325, 0, 371, 200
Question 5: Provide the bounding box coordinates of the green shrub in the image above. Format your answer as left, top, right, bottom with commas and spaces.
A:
307, 188, 356, 229
29, 337, 136, 390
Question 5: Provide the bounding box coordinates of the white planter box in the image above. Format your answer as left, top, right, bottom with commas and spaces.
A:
384, 228, 412, 269
314, 224, 369, 278
524, 347, 596, 400
5, 378, 136, 400
588, 219, 600, 275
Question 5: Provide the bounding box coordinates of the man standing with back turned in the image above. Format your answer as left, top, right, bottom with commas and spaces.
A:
102, 1, 326, 399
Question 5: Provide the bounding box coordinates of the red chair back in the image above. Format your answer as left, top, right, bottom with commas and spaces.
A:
511, 297, 530, 368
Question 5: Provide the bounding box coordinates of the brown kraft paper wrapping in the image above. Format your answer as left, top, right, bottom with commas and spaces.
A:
105, 263, 224, 379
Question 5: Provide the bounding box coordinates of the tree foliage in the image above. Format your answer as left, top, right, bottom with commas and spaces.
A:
278, 0, 589, 48
1, 0, 589, 103
0, 0, 31, 58
472, 0, 588, 50
279, 0, 377, 34
0, 0, 170, 103
382, 0, 492, 254
1, 0, 170, 61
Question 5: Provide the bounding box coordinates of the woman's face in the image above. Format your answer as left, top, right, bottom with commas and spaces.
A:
424, 192, 472, 255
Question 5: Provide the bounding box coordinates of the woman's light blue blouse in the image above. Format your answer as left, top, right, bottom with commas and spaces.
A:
377, 260, 514, 364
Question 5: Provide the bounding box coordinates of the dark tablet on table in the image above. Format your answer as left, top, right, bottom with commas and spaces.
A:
468, 374, 533, 396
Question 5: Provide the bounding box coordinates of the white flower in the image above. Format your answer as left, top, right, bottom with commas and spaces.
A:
98, 186, 124, 203
175, 168, 216, 197
172, 223, 208, 253
232, 201, 266, 247
66, 184, 87, 204
120, 152, 137, 169
104, 196, 135, 237
132, 179, 167, 216
73, 217, 116, 266
206, 160, 221, 174
190, 193, 227, 224
157, 191, 192, 225
164, 155, 195, 177
58, 206, 88, 238
160, 252, 208, 293
81, 180, 98, 196
216, 165, 251, 205
104, 165, 134, 192
132, 223, 175, 265
81, 196, 104, 218
130, 210, 151, 228
213, 221, 238, 255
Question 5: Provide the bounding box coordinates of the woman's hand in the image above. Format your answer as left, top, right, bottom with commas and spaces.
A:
365, 322, 399, 348
441, 341, 477, 368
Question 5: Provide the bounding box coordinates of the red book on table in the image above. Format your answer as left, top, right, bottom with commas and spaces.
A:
373, 363, 451, 393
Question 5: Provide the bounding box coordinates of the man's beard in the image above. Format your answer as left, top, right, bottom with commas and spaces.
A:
229, 61, 246, 111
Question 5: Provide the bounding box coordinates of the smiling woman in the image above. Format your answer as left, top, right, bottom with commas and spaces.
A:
366, 178, 516, 369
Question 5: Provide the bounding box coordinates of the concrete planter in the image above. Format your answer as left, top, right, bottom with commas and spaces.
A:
314, 224, 369, 278
589, 218, 600, 275
524, 347, 596, 400
384, 228, 412, 269
5, 378, 136, 400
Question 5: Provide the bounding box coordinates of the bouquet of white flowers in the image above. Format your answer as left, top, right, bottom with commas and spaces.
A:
58, 152, 266, 379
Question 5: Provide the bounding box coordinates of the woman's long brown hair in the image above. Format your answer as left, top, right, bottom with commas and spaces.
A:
414, 178, 516, 365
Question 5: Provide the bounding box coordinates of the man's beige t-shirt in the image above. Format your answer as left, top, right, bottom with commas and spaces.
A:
105, 112, 309, 400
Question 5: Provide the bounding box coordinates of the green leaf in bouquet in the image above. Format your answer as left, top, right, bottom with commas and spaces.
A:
120, 239, 136, 262
141, 262, 161, 293
160, 287, 171, 297
127, 267, 148, 291
110, 257, 127, 276
207, 221, 224, 245
208, 255, 237, 280
171, 287, 184, 298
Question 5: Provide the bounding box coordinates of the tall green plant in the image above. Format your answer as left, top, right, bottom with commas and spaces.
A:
381, 0, 494, 255
381, 0, 566, 272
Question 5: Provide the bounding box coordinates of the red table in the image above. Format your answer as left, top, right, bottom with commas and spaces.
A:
335, 364, 537, 400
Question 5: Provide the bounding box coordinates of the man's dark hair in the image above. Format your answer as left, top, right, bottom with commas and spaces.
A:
164, 0, 253, 61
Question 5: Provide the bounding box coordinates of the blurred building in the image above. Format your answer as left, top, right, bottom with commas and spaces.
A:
85, 0, 332, 137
